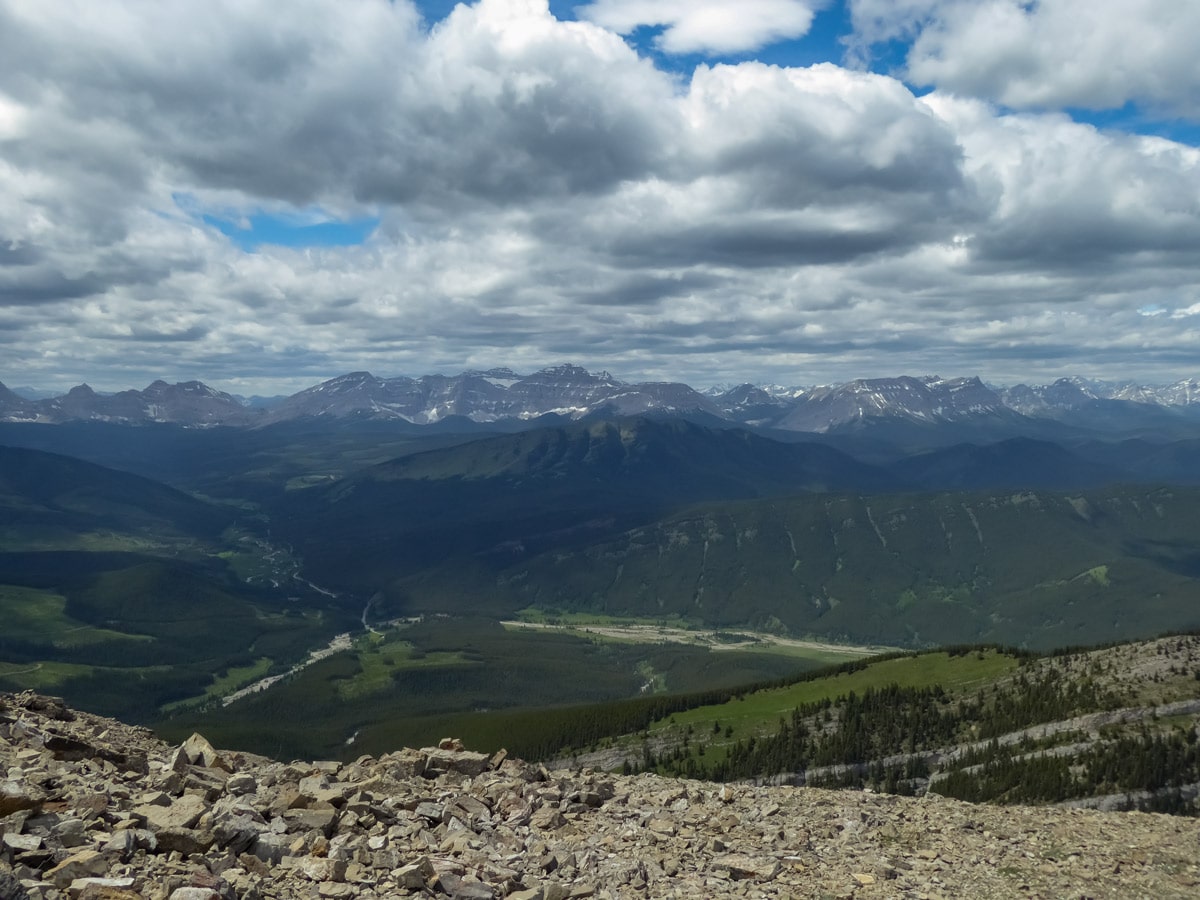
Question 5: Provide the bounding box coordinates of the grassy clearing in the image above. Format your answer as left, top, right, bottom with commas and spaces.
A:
159, 657, 276, 713
712, 641, 875, 666
0, 529, 178, 554
502, 620, 878, 673
0, 584, 152, 647
512, 608, 697, 628
629, 650, 1023, 767
0, 660, 93, 688
336, 636, 474, 700
0, 660, 171, 690
1077, 565, 1111, 587
657, 651, 1020, 732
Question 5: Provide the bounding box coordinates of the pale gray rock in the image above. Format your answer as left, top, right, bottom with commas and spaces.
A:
179, 734, 231, 773
278, 855, 346, 882
166, 889, 221, 900
249, 832, 292, 866
711, 853, 782, 881
224, 774, 256, 797
3, 687, 1200, 899
51, 818, 87, 848
2, 833, 41, 853
44, 849, 107, 888
153, 827, 214, 855
134, 795, 206, 832
100, 829, 138, 861
0, 782, 43, 817
422, 748, 490, 779
73, 887, 142, 900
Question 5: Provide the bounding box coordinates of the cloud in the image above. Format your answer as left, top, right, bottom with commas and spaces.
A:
578, 0, 826, 55
923, 95, 1200, 274
0, 0, 673, 213
847, 0, 1200, 119
0, 0, 1198, 392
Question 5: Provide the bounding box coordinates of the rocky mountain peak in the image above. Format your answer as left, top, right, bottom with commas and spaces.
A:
326, 372, 385, 389
0, 381, 27, 403
528, 364, 616, 384
5, 369, 1200, 431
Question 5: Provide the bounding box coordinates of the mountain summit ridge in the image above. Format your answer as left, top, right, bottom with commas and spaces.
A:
2, 687, 1199, 898
4, 368, 1200, 432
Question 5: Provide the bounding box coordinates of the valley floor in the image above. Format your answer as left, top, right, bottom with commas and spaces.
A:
501, 620, 888, 658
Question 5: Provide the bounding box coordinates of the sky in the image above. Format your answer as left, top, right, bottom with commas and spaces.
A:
1, 0, 1199, 395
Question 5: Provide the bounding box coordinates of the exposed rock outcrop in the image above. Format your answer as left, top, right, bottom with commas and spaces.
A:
2, 690, 1199, 898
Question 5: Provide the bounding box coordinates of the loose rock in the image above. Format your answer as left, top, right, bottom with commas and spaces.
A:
3, 690, 1200, 898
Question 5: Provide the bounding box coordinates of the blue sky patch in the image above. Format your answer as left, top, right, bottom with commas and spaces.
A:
202, 212, 380, 252
1065, 104, 1200, 146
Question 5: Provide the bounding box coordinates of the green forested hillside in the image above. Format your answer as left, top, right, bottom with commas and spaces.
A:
560, 636, 1200, 816
0, 445, 348, 722
274, 418, 899, 589
0, 444, 235, 549
394, 486, 1200, 649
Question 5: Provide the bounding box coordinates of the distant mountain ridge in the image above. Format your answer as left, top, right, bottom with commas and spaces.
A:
261, 364, 723, 426
4, 367, 1200, 434
0, 379, 255, 426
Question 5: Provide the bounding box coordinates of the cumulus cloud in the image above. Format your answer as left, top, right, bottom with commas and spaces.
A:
0, 0, 1198, 392
578, 0, 826, 54
847, 0, 1200, 119
923, 95, 1200, 273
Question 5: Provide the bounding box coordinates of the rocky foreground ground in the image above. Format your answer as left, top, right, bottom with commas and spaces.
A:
3, 691, 1200, 899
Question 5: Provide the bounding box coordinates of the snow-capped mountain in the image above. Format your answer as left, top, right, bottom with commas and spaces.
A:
706, 384, 793, 425
772, 376, 1007, 433
0, 382, 36, 421
0, 380, 256, 425
3, 368, 1199, 432
999, 378, 1100, 416
1110, 379, 1200, 407
1000, 377, 1200, 418
261, 365, 720, 425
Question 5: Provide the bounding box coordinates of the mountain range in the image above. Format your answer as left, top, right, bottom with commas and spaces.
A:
6, 390, 1200, 733
4, 367, 1200, 436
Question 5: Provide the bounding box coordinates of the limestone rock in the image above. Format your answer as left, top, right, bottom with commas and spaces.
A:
179, 734, 232, 772
0, 781, 44, 817
225, 773, 257, 796
4, 689, 1200, 899
70, 878, 138, 898
45, 849, 107, 888
712, 853, 781, 881
279, 855, 346, 882
135, 794, 207, 831
423, 747, 491, 779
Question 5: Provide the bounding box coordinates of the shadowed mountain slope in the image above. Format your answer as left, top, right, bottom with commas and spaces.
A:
275, 418, 901, 590
0, 444, 234, 543
889, 438, 1122, 490
392, 485, 1200, 649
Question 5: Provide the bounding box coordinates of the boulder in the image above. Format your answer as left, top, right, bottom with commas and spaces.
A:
45, 849, 107, 888
0, 781, 44, 817
134, 794, 207, 831
179, 734, 232, 772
